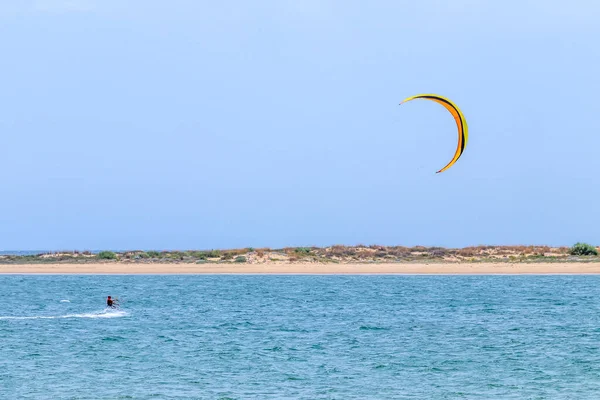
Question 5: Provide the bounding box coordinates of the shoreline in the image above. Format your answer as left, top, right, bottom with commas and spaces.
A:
3, 262, 600, 275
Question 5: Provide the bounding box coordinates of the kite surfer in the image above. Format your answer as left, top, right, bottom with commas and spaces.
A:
106, 296, 119, 308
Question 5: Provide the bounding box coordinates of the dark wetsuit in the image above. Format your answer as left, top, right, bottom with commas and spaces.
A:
107, 299, 114, 307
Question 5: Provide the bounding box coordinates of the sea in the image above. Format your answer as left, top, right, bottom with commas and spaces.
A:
2, 275, 600, 399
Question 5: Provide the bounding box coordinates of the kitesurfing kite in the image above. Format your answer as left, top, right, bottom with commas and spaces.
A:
399, 94, 468, 173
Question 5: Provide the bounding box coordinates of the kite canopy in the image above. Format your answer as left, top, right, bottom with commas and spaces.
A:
400, 94, 468, 173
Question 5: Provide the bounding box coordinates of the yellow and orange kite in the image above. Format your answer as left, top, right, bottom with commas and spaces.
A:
400, 94, 468, 173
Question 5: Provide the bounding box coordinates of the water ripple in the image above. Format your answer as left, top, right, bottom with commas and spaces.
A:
2, 275, 600, 399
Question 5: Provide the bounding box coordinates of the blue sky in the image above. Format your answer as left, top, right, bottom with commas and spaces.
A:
1, 0, 599, 250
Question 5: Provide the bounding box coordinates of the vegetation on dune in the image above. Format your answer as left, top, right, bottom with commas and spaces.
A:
97, 251, 117, 260
569, 242, 598, 256
0, 243, 597, 264
294, 247, 311, 254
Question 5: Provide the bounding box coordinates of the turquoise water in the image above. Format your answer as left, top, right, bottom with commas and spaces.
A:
2, 275, 600, 399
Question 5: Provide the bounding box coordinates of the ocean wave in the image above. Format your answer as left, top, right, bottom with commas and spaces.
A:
0, 309, 128, 320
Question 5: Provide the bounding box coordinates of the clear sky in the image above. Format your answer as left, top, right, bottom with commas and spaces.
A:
1, 0, 599, 250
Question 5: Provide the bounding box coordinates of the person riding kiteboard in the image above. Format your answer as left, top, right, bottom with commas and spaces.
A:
106, 296, 119, 308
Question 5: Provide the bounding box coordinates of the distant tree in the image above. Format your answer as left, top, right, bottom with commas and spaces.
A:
569, 243, 598, 256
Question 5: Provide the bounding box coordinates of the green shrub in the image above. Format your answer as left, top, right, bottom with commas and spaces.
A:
97, 251, 117, 260
147, 251, 160, 258
204, 250, 221, 258
294, 247, 311, 254
166, 252, 184, 259
234, 256, 247, 263
569, 243, 598, 256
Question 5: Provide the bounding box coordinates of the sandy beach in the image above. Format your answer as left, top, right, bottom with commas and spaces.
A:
2, 262, 600, 274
